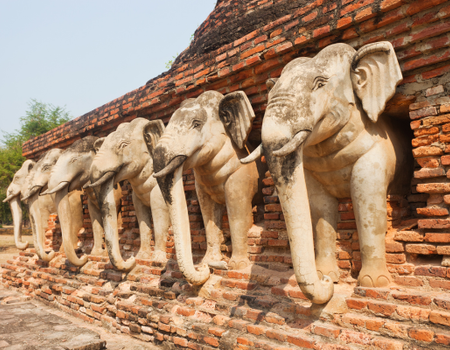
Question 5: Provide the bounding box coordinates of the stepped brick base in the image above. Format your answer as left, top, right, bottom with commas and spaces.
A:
3, 251, 450, 349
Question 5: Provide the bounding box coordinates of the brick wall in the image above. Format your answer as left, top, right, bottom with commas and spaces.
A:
4, 0, 450, 348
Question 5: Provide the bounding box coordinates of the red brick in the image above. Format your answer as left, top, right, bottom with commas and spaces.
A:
418, 218, 450, 229
430, 310, 450, 326
406, 244, 437, 254
417, 183, 450, 194
203, 336, 219, 347
266, 329, 287, 342
313, 26, 330, 38
247, 324, 266, 336
173, 336, 188, 347
430, 279, 450, 289
394, 276, 423, 287
228, 319, 248, 331
367, 301, 396, 316
416, 206, 448, 216
371, 338, 404, 350
287, 333, 316, 348
417, 157, 439, 168
240, 44, 265, 60
425, 233, 450, 243
436, 332, 450, 345
408, 328, 434, 342
380, 0, 405, 11
346, 298, 367, 310
313, 324, 341, 338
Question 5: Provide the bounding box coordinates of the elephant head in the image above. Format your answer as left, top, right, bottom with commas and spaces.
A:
3, 159, 36, 250
41, 136, 99, 267
153, 90, 258, 285
243, 42, 403, 304
21, 148, 63, 261
87, 118, 165, 271
22, 149, 62, 201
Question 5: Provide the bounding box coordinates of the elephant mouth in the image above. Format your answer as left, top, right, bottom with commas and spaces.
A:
154, 155, 187, 178
21, 185, 42, 201
40, 181, 70, 195
272, 129, 312, 157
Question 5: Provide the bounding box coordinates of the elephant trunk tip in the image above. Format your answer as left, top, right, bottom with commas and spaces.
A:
303, 275, 334, 305
67, 254, 88, 267
188, 264, 211, 286
16, 240, 29, 251
111, 256, 136, 272
40, 250, 56, 262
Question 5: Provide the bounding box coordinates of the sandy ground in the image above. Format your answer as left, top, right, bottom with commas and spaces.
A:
0, 226, 34, 264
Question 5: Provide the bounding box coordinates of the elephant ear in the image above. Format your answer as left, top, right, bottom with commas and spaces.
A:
24, 159, 35, 172
351, 41, 402, 122
218, 91, 255, 149
143, 120, 165, 157
93, 137, 105, 153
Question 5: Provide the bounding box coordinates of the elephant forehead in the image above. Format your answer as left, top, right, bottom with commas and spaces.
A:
102, 129, 135, 148
171, 106, 207, 126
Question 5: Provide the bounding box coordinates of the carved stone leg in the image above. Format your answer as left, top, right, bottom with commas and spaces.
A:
196, 184, 224, 265
305, 170, 340, 282
351, 144, 393, 288
224, 167, 255, 271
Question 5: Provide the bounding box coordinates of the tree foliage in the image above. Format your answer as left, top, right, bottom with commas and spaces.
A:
0, 100, 71, 224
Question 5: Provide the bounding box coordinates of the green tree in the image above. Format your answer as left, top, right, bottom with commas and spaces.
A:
0, 100, 71, 224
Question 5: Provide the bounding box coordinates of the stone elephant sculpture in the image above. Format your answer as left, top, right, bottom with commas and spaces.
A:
243, 42, 412, 304
20, 149, 84, 262
153, 90, 263, 286
41, 137, 122, 267
3, 159, 36, 250
86, 118, 170, 272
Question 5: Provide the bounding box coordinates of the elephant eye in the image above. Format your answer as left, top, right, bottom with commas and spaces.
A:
192, 120, 202, 129
118, 141, 130, 150
42, 164, 50, 171
312, 76, 329, 91
70, 157, 79, 164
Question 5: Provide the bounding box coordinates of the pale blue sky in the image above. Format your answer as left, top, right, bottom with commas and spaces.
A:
0, 0, 216, 136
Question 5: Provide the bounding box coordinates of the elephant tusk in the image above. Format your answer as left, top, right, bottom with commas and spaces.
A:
84, 171, 115, 189
41, 181, 69, 195
240, 144, 263, 164
154, 155, 187, 178
3, 194, 16, 203
273, 130, 311, 157
21, 186, 42, 201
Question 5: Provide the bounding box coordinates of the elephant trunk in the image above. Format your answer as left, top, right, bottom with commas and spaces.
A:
29, 193, 55, 262
157, 166, 210, 285
265, 144, 334, 304
9, 196, 28, 250
55, 186, 88, 267
95, 177, 135, 271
